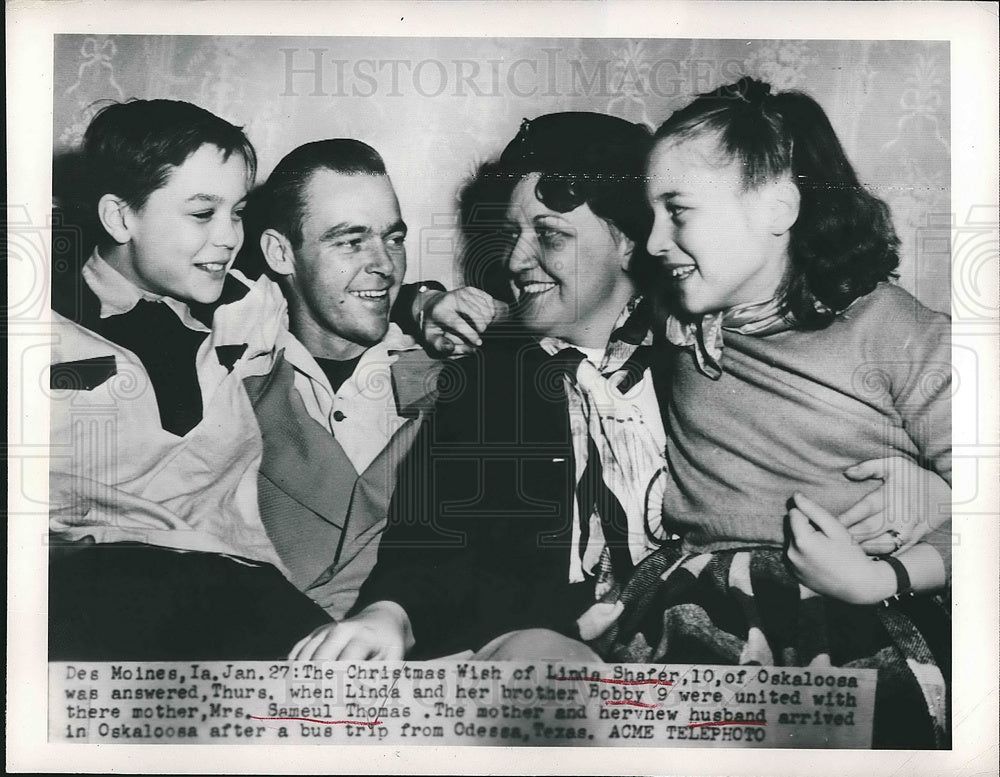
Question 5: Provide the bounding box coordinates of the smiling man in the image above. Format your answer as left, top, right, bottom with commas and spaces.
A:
243, 139, 442, 621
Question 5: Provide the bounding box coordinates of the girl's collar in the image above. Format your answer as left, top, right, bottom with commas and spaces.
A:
665, 297, 795, 379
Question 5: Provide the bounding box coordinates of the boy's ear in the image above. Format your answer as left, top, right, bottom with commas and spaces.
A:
97, 194, 131, 244
260, 229, 296, 276
768, 179, 801, 236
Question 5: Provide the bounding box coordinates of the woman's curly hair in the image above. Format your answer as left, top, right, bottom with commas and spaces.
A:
654, 77, 900, 329
456, 158, 520, 304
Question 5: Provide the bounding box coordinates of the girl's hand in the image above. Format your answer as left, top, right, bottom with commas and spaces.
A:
788, 493, 896, 605
838, 457, 951, 556
416, 287, 508, 357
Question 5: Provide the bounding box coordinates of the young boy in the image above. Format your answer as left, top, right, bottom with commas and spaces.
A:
48, 100, 329, 660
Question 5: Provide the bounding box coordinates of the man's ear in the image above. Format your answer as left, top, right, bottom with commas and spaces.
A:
610, 224, 636, 271
260, 229, 296, 277
768, 179, 801, 236
97, 194, 131, 244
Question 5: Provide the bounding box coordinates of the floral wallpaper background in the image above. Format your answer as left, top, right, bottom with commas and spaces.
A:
53, 36, 950, 313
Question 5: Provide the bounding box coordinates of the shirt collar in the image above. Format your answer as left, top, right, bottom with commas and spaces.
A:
663, 296, 796, 380
81, 250, 210, 332
278, 322, 420, 395
539, 295, 651, 372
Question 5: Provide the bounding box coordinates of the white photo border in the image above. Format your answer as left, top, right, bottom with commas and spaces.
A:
7, 1, 998, 774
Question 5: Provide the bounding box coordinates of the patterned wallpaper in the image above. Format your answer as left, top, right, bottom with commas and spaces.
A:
53, 36, 951, 313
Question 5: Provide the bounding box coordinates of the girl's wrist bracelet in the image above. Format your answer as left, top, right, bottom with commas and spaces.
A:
879, 554, 914, 605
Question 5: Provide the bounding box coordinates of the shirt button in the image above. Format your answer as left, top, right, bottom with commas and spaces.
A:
333, 410, 346, 422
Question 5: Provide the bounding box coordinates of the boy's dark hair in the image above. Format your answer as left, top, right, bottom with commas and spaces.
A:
459, 112, 658, 295
655, 77, 900, 329
84, 99, 256, 218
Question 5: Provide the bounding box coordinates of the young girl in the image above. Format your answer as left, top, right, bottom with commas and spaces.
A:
600, 78, 951, 748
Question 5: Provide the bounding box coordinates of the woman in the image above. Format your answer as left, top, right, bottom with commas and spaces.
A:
291, 112, 669, 661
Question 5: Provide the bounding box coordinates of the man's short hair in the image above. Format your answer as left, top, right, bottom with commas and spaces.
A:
256, 139, 388, 249
83, 99, 257, 217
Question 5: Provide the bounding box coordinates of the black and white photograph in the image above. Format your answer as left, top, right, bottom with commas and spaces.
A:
7, 1, 998, 774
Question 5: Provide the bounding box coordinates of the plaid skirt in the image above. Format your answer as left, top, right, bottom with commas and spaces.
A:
590, 545, 950, 749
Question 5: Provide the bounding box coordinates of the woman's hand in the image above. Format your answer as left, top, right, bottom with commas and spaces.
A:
838, 457, 951, 555
415, 287, 508, 357
288, 602, 412, 661
787, 492, 896, 605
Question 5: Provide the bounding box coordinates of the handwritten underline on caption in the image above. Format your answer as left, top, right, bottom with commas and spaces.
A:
552, 674, 765, 727
251, 671, 767, 729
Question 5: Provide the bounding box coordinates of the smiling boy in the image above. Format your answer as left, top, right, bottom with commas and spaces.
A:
48, 100, 329, 660
98, 142, 248, 303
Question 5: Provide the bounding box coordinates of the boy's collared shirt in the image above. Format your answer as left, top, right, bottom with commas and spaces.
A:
82, 252, 210, 333
50, 252, 288, 572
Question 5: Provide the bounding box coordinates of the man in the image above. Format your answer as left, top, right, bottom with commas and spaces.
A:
243, 139, 444, 621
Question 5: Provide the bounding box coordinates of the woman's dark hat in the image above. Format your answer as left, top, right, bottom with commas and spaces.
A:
499, 112, 651, 178
497, 112, 652, 216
